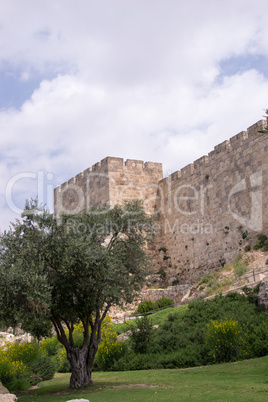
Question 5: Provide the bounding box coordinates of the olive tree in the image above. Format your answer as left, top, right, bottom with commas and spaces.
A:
0, 199, 152, 388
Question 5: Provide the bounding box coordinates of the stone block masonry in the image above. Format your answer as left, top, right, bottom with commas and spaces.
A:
54, 157, 163, 218
154, 120, 268, 284
54, 120, 268, 285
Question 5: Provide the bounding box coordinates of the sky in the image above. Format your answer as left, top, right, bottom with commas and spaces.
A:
0, 0, 268, 232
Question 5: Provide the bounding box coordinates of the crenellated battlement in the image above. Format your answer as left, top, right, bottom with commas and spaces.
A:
54, 119, 268, 285
55, 157, 163, 195
158, 120, 266, 189
54, 157, 163, 217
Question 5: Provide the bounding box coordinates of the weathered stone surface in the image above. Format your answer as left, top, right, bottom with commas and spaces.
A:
54, 120, 268, 286
65, 399, 89, 402
0, 332, 33, 348
0, 382, 9, 394
0, 381, 17, 401
0, 395, 17, 401
258, 276, 268, 309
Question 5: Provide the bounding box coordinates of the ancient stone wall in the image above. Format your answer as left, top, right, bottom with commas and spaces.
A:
54, 157, 163, 218
153, 120, 268, 284
54, 120, 268, 286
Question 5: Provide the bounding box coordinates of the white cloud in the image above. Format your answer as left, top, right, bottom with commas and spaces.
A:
0, 0, 268, 231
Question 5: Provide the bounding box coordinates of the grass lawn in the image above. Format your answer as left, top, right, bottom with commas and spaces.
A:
16, 356, 268, 401
114, 304, 188, 334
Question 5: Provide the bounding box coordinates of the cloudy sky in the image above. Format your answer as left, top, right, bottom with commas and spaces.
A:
0, 0, 268, 231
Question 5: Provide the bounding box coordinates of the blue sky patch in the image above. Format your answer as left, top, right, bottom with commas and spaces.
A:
0, 64, 56, 110
219, 54, 268, 78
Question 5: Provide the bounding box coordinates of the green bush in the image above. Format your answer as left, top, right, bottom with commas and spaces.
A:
57, 349, 70, 373
253, 241, 263, 250
257, 234, 268, 243
0, 341, 57, 390
29, 353, 57, 381
136, 300, 155, 314
242, 284, 260, 305
128, 316, 154, 354
154, 296, 174, 310
39, 336, 61, 357
206, 319, 245, 362
131, 293, 268, 371
244, 245, 251, 252
99, 292, 268, 373
5, 342, 40, 365
94, 327, 126, 371
253, 234, 268, 251
263, 241, 268, 252
112, 345, 205, 371
0, 353, 31, 391
135, 296, 174, 315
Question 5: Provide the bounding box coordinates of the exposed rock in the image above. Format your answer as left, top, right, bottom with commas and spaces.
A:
0, 331, 33, 348
0, 382, 17, 401
0, 383, 9, 394
0, 395, 17, 401
258, 276, 268, 309
65, 400, 89, 402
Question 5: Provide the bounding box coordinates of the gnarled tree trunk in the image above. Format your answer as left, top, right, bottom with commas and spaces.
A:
67, 341, 99, 389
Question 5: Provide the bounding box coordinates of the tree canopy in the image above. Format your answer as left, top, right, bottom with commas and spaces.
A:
0, 199, 152, 388
258, 109, 268, 133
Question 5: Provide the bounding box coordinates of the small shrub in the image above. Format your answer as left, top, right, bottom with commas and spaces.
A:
29, 353, 57, 381
206, 319, 245, 362
135, 296, 174, 315
244, 245, 251, 252
257, 234, 268, 243
242, 231, 248, 239
39, 336, 61, 357
263, 241, 268, 252
57, 349, 70, 373
154, 296, 174, 310
0, 353, 31, 391
253, 234, 268, 251
253, 241, 262, 250
94, 331, 126, 371
5, 342, 40, 365
136, 300, 155, 314
128, 315, 154, 354
2, 341, 57, 389
242, 284, 260, 305
266, 259, 268, 265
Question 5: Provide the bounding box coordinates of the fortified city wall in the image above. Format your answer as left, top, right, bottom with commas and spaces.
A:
153, 120, 268, 284
54, 120, 268, 285
54, 156, 163, 218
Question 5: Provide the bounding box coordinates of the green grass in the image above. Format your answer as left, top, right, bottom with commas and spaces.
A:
16, 356, 268, 401
114, 304, 188, 334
